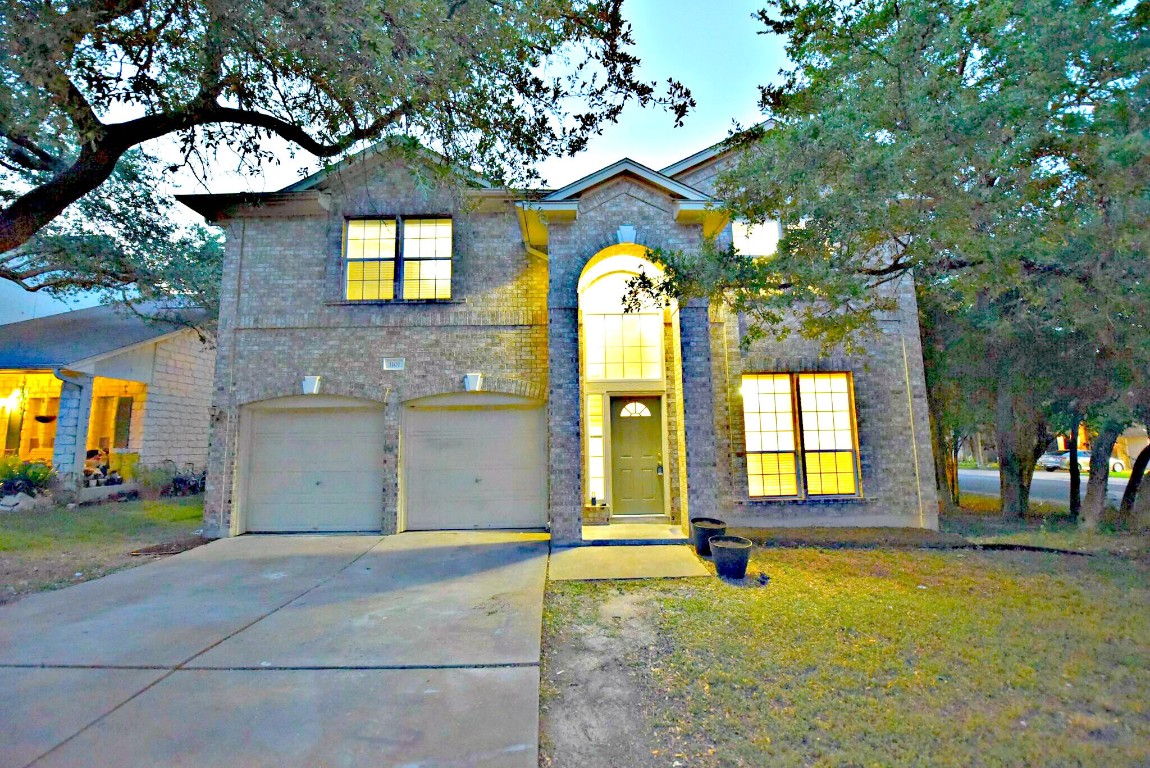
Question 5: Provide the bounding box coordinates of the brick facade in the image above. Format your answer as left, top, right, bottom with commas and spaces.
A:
137, 330, 217, 469
194, 146, 937, 539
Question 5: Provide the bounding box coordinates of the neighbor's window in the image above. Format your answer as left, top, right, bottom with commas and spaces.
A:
740, 372, 859, 498
732, 218, 782, 258
344, 217, 452, 301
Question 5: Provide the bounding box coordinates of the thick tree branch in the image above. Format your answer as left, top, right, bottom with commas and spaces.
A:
0, 101, 409, 253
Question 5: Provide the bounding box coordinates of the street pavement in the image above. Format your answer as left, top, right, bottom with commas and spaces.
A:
958, 468, 1129, 505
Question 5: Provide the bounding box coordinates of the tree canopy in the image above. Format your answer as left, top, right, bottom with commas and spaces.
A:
633, 0, 1149, 518
0, 0, 693, 290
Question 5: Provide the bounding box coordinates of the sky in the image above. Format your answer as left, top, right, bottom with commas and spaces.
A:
1, 0, 787, 324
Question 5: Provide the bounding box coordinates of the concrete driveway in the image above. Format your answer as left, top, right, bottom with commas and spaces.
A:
0, 531, 549, 768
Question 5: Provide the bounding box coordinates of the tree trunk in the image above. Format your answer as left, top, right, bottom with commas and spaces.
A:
927, 393, 961, 516
1068, 416, 1081, 522
1132, 469, 1150, 531
994, 385, 1046, 519
972, 433, 985, 468
1081, 424, 1121, 530
1118, 443, 1150, 522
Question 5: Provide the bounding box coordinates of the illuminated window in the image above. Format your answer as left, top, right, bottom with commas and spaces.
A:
619, 401, 652, 418
345, 219, 396, 301
344, 217, 452, 301
583, 313, 663, 380
587, 395, 605, 502
732, 219, 782, 258
741, 374, 799, 497
798, 373, 858, 495
741, 372, 859, 498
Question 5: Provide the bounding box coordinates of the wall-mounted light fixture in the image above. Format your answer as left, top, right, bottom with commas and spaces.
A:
463, 373, 483, 392
301, 376, 322, 395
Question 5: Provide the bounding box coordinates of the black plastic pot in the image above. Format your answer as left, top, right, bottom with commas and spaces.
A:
710, 535, 753, 579
690, 517, 727, 557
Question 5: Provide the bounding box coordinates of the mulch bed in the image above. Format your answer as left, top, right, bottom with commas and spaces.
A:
129, 535, 211, 557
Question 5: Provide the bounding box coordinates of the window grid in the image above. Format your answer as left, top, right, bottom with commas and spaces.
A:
587, 395, 605, 503
401, 218, 453, 300
345, 219, 397, 301
798, 373, 858, 496
583, 313, 663, 381
741, 374, 799, 497
741, 372, 860, 498
343, 217, 452, 302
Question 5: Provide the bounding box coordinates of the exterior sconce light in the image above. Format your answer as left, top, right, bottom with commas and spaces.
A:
463, 373, 483, 392
301, 376, 322, 395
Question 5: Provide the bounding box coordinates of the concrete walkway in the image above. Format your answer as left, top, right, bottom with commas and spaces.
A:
0, 531, 549, 768
549, 544, 710, 581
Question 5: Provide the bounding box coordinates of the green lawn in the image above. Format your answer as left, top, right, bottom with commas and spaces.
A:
0, 495, 205, 602
542, 541, 1150, 766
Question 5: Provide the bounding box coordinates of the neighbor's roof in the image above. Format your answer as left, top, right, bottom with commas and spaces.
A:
0, 303, 204, 369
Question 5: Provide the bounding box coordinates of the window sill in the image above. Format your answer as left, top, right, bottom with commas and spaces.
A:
744, 495, 867, 506
328, 299, 467, 306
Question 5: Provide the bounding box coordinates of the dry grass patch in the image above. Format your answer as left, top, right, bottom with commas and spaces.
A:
0, 495, 205, 603
541, 545, 1150, 767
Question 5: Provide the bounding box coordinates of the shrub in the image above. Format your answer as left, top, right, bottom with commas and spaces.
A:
134, 464, 176, 499
0, 456, 55, 497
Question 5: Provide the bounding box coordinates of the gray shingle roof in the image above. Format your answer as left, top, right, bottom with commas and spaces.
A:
0, 303, 205, 369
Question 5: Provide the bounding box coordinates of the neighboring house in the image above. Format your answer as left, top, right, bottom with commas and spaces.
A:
179, 139, 937, 543
0, 304, 216, 486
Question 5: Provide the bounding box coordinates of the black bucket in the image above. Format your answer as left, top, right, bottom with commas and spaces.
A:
710, 535, 753, 579
690, 517, 727, 557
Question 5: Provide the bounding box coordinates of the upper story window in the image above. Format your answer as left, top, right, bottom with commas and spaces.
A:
741, 372, 860, 498
344, 217, 452, 302
732, 219, 782, 258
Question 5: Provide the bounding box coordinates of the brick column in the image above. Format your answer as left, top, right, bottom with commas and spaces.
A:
51, 372, 94, 488
548, 306, 582, 545
678, 300, 719, 518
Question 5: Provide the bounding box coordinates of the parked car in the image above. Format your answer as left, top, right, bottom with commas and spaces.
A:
1037, 450, 1125, 473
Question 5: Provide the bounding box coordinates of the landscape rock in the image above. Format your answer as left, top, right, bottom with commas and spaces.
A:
0, 492, 37, 513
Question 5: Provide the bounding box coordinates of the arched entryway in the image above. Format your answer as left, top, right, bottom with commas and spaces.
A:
578, 245, 684, 523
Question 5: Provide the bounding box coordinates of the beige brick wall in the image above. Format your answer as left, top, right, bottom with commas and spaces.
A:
138, 329, 217, 469
203, 156, 549, 536
202, 149, 938, 537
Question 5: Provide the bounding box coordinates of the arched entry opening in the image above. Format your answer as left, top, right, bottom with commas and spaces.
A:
578, 245, 684, 526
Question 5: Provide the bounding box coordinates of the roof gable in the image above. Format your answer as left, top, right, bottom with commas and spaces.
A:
281, 138, 492, 194
543, 158, 713, 202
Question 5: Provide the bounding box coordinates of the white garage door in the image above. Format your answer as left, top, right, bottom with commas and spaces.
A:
244, 404, 385, 532
403, 401, 547, 530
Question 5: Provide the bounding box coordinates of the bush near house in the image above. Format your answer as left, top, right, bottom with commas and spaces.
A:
0, 456, 54, 497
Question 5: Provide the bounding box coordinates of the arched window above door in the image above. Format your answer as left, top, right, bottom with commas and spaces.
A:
619, 401, 652, 418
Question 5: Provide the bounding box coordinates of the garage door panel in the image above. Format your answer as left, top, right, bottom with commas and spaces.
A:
244, 406, 385, 533
404, 405, 546, 530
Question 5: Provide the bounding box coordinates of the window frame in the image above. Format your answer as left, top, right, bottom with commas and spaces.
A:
342, 214, 454, 303
740, 371, 862, 500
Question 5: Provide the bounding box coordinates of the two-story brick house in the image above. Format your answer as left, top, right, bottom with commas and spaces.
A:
179, 138, 937, 544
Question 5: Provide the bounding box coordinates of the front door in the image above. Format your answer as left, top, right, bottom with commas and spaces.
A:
610, 396, 664, 515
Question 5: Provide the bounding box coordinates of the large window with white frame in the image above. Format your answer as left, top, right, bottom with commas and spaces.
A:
344, 217, 452, 301
741, 372, 860, 498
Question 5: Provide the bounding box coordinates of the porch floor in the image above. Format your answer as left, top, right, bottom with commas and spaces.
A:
581, 520, 688, 545
548, 544, 708, 581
